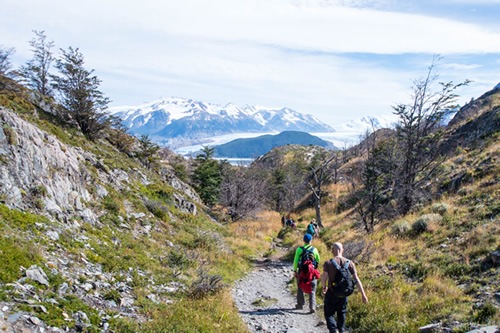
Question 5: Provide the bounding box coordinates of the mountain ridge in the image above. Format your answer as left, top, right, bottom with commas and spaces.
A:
212, 130, 334, 158
108, 97, 406, 150
108, 97, 335, 148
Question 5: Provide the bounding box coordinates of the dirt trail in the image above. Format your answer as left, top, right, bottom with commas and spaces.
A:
232, 245, 327, 333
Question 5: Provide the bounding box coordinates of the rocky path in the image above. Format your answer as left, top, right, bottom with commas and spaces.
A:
232, 246, 327, 333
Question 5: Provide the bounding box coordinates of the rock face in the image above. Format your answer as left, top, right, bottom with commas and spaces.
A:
0, 107, 200, 222
0, 106, 203, 332
0, 108, 95, 221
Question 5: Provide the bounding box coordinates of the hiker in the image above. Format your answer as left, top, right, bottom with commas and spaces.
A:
306, 219, 320, 238
321, 242, 368, 333
281, 214, 286, 227
293, 233, 320, 313
312, 219, 320, 236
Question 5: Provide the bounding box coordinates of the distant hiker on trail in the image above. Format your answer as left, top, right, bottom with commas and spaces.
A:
321, 242, 368, 333
286, 217, 296, 229
306, 219, 320, 238
293, 233, 320, 313
281, 214, 286, 227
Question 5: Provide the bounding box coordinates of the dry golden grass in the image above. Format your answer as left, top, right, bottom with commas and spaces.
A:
421, 274, 464, 298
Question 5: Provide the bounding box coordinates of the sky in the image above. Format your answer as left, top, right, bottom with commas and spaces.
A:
2, 0, 500, 126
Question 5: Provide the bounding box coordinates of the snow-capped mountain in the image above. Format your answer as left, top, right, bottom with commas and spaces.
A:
107, 97, 335, 148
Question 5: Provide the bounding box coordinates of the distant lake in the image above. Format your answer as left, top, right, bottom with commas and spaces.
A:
174, 131, 363, 164
214, 157, 254, 166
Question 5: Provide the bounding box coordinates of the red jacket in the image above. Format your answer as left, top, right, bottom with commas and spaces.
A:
298, 261, 321, 293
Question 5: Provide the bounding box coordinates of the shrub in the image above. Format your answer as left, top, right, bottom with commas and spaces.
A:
189, 271, 226, 300
474, 302, 497, 323
0, 236, 43, 283
412, 219, 428, 235
412, 214, 442, 235
30, 185, 47, 197
2, 125, 17, 145
391, 220, 411, 237
102, 195, 121, 214
144, 199, 169, 220
431, 203, 449, 215
166, 250, 192, 277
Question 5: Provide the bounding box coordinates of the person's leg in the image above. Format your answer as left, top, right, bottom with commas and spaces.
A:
324, 292, 338, 333
296, 283, 305, 309
309, 279, 317, 312
336, 297, 348, 333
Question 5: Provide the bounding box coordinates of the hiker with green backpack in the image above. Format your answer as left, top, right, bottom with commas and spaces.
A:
293, 233, 321, 313
306, 219, 320, 238
321, 242, 368, 333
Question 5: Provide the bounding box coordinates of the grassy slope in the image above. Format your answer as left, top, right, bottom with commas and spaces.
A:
1, 83, 498, 332
277, 140, 499, 331
0, 90, 257, 332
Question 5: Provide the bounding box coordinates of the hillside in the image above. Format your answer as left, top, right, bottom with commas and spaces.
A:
0, 86, 255, 332
0, 73, 499, 333
213, 130, 334, 158
257, 85, 500, 332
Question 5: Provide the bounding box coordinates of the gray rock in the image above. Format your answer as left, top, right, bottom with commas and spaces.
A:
466, 326, 499, 333
46, 230, 59, 241
26, 265, 49, 286
489, 250, 500, 265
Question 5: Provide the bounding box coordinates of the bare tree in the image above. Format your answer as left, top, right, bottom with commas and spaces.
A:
393, 56, 469, 214
307, 153, 338, 227
0, 47, 15, 76
356, 126, 397, 232
19, 30, 55, 97
219, 163, 267, 222
0, 47, 16, 90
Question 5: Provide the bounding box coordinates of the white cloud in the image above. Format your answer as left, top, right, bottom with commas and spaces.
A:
2, 0, 500, 125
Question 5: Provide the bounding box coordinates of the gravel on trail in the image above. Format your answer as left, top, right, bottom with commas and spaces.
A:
232, 252, 328, 333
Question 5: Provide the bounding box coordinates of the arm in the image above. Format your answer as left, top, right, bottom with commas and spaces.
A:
314, 248, 320, 267
352, 265, 368, 304
321, 270, 329, 295
292, 247, 302, 276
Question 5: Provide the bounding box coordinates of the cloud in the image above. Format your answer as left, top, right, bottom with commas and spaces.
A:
2, 0, 500, 125
152, 0, 500, 54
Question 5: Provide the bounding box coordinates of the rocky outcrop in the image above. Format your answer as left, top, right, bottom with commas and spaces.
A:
0, 107, 97, 222
0, 107, 200, 222
0, 106, 203, 332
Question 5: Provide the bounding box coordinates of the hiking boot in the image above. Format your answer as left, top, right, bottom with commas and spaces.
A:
295, 304, 303, 310
309, 308, 316, 314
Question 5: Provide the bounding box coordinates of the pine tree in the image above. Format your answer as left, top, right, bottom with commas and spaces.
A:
52, 47, 110, 140
137, 135, 160, 169
192, 146, 222, 207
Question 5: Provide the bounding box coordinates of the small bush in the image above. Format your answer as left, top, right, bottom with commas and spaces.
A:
166, 250, 192, 276
0, 236, 43, 283
412, 214, 442, 235
431, 203, 449, 215
102, 195, 121, 214
474, 302, 497, 323
2, 125, 17, 145
189, 271, 226, 300
30, 185, 47, 197
391, 220, 411, 237
144, 199, 169, 220
103, 289, 121, 303
412, 219, 428, 235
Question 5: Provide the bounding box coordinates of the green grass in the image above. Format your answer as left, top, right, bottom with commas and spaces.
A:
0, 235, 43, 283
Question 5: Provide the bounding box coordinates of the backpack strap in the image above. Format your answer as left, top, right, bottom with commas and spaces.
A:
330, 258, 341, 270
